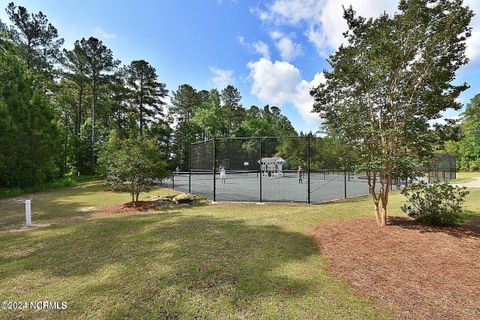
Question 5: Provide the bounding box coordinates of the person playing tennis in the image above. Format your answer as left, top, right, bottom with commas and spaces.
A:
298, 166, 304, 184
220, 165, 226, 184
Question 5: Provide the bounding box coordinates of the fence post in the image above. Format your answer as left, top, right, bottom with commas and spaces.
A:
259, 138, 263, 203
172, 173, 175, 190
25, 200, 32, 227
188, 144, 192, 193
307, 135, 311, 204
213, 138, 216, 202
454, 157, 457, 180
344, 167, 347, 199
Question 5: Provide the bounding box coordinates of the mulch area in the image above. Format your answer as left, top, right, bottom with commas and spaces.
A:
103, 200, 171, 214
313, 216, 480, 320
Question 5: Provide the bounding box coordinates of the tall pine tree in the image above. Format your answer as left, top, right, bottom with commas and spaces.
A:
127, 60, 168, 137
5, 2, 64, 73
78, 37, 119, 169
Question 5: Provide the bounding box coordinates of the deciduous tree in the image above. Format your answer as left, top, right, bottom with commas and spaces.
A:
311, 0, 473, 226
99, 132, 168, 203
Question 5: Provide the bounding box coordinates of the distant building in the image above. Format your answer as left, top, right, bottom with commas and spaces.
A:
260, 157, 285, 177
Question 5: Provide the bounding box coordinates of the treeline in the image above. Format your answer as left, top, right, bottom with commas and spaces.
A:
0, 3, 297, 189
445, 94, 480, 171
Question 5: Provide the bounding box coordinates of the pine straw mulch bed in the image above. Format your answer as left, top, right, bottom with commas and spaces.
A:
313, 216, 480, 320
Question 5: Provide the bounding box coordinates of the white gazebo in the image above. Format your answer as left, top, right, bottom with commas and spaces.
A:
260, 157, 285, 177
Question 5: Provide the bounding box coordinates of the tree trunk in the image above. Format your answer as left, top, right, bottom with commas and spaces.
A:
91, 80, 97, 171
368, 170, 390, 227
139, 106, 143, 137
374, 202, 382, 226
368, 170, 383, 227
131, 181, 135, 204
76, 85, 84, 136
381, 203, 387, 227
379, 175, 391, 227
139, 80, 144, 137
63, 117, 69, 175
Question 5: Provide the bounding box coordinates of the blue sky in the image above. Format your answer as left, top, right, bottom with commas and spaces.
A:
1, 0, 479, 132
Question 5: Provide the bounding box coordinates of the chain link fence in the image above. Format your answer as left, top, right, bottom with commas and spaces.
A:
161, 137, 456, 203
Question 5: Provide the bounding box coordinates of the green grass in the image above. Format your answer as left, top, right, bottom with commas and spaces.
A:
1, 182, 479, 319
449, 171, 480, 184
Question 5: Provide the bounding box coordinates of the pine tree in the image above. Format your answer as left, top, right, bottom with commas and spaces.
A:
127, 60, 168, 137
221, 85, 244, 136
77, 37, 119, 169
5, 2, 64, 73
0, 38, 60, 187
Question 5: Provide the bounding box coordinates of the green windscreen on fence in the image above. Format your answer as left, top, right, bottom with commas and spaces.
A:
164, 136, 456, 203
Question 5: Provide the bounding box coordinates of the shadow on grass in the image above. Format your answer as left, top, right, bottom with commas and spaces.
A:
0, 182, 181, 230
388, 216, 480, 239
0, 212, 320, 318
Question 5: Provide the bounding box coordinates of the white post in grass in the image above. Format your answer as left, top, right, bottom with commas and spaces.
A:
25, 200, 32, 227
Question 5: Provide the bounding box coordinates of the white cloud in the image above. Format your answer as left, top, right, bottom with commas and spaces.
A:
252, 41, 271, 59
465, 0, 480, 62
255, 0, 397, 55
268, 0, 322, 24
247, 58, 324, 124
270, 31, 303, 61
310, 72, 326, 88
466, 29, 480, 62
250, 6, 272, 21
270, 31, 283, 40
237, 35, 246, 46
257, 0, 480, 60
209, 67, 235, 89
94, 27, 117, 40
238, 36, 271, 59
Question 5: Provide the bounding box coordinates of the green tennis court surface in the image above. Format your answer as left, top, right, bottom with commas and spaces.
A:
162, 171, 381, 203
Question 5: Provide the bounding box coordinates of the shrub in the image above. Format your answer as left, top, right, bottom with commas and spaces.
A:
48, 177, 75, 189
401, 181, 469, 226
0, 187, 24, 199
469, 159, 480, 172
98, 132, 169, 203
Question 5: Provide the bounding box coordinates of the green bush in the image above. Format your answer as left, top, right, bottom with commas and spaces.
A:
469, 159, 480, 172
98, 132, 169, 203
0, 187, 24, 199
401, 181, 469, 226
48, 177, 75, 189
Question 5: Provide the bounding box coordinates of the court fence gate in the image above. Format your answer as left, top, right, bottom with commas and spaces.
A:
161, 137, 456, 204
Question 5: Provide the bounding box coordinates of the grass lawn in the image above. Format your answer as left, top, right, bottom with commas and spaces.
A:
1, 181, 479, 319
450, 171, 480, 184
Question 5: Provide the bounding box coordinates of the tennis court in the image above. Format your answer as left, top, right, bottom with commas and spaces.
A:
161, 137, 456, 204
163, 170, 380, 203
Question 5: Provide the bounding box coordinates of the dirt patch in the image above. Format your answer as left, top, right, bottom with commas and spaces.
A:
103, 200, 172, 214
76, 206, 96, 213
313, 216, 480, 320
